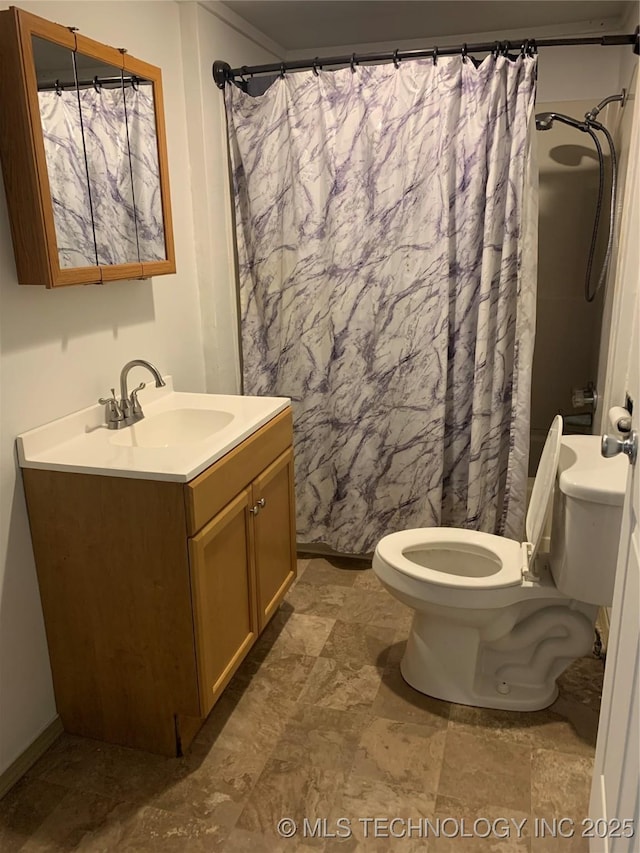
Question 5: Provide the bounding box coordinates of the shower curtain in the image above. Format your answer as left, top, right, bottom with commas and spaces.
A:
38, 85, 163, 267
225, 54, 538, 554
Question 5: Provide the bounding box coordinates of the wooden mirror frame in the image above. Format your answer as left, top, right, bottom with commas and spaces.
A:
0, 7, 176, 287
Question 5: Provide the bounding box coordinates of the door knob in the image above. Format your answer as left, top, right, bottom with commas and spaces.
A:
601, 431, 637, 464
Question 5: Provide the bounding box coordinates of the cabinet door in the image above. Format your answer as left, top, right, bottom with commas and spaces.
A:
189, 488, 258, 717
253, 448, 297, 630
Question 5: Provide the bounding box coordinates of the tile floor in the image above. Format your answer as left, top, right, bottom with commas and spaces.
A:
0, 557, 605, 852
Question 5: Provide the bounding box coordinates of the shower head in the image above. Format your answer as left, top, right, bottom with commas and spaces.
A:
535, 113, 555, 131
535, 111, 587, 132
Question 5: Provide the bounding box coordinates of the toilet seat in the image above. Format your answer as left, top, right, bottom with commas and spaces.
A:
374, 415, 564, 594
375, 528, 523, 589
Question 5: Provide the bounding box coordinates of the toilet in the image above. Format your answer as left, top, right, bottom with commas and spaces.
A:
373, 415, 628, 711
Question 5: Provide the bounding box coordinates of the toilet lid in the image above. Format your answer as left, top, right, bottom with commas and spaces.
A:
526, 414, 563, 563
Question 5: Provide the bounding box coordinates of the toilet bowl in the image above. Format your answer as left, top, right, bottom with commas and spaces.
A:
373, 415, 627, 711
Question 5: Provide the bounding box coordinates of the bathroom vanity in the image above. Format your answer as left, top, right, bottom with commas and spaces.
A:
17, 382, 296, 755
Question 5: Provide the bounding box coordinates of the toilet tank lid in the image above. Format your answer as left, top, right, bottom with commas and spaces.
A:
558, 435, 627, 506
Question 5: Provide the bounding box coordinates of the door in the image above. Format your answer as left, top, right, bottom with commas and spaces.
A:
189, 488, 258, 716
253, 448, 297, 630
588, 87, 639, 852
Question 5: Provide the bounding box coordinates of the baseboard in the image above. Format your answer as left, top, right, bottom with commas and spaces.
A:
0, 717, 63, 800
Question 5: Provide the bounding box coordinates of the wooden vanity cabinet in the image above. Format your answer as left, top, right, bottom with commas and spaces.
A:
22, 409, 296, 756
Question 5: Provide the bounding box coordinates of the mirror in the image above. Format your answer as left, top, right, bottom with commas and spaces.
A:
124, 78, 166, 263
32, 36, 98, 269
0, 7, 175, 286
73, 51, 138, 267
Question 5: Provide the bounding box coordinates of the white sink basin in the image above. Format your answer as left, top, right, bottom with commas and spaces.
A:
110, 408, 235, 448
16, 377, 290, 482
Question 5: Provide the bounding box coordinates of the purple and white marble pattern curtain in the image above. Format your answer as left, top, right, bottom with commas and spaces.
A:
38, 90, 97, 268
226, 55, 538, 554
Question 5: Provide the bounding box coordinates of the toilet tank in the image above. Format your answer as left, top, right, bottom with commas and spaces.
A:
550, 435, 627, 606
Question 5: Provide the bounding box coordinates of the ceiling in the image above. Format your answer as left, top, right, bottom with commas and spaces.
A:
219, 1, 634, 52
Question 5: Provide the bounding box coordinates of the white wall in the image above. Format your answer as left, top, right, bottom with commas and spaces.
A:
180, 2, 282, 394
0, 0, 210, 776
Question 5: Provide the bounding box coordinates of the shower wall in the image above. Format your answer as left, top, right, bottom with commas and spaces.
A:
530, 98, 611, 473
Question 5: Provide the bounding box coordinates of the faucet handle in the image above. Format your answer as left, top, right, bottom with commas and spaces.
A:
129, 382, 146, 417
98, 389, 124, 428
98, 388, 117, 406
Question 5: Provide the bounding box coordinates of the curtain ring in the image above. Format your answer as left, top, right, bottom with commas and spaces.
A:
55, 79, 63, 96
501, 40, 511, 57
393, 49, 401, 69
279, 63, 286, 79
93, 75, 101, 93
461, 43, 468, 63
131, 75, 140, 91
312, 57, 321, 75
350, 53, 358, 72
432, 46, 438, 65
529, 39, 538, 57
492, 41, 501, 60
520, 40, 529, 58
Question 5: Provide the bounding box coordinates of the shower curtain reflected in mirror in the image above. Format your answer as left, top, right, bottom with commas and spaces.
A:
226, 55, 538, 554
38, 89, 97, 267
38, 84, 164, 268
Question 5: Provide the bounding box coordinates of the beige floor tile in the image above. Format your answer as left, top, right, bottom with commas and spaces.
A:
557, 657, 604, 713
148, 745, 268, 827
320, 620, 396, 668
371, 664, 450, 727
323, 836, 429, 853
438, 729, 531, 813
332, 773, 437, 842
226, 652, 318, 703
194, 690, 296, 756
448, 702, 596, 757
285, 582, 351, 618
263, 613, 337, 659
74, 802, 228, 852
294, 558, 312, 582
298, 658, 383, 712
386, 635, 408, 666
236, 756, 344, 841
224, 826, 324, 852
352, 716, 446, 791
429, 795, 531, 852
18, 790, 125, 852
351, 570, 384, 591
4, 563, 608, 853
531, 749, 593, 819
29, 732, 197, 814
298, 559, 360, 588
0, 776, 69, 853
276, 706, 368, 773
336, 588, 413, 631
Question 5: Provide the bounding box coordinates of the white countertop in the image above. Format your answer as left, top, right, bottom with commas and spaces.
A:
16, 377, 291, 483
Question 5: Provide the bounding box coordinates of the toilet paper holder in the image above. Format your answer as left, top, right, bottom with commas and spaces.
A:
609, 405, 632, 434
572, 382, 597, 412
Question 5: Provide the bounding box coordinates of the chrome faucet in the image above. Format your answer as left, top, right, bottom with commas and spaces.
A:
99, 359, 166, 429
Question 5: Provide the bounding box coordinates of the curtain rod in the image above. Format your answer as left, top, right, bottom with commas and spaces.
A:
212, 28, 640, 88
38, 75, 151, 93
